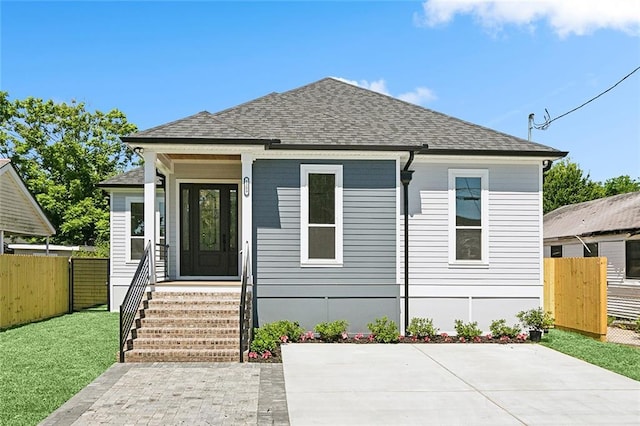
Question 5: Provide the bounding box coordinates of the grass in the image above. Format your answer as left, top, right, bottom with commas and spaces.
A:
0, 307, 119, 426
541, 329, 640, 381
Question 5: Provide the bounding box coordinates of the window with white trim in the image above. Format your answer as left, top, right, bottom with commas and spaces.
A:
125, 197, 165, 262
626, 240, 640, 279
300, 164, 343, 266
448, 169, 488, 264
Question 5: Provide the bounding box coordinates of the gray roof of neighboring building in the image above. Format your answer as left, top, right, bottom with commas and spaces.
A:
544, 191, 640, 239
99, 167, 162, 188
123, 77, 566, 156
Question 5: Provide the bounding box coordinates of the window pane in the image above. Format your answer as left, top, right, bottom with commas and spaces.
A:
131, 202, 144, 236
626, 241, 640, 279
131, 238, 144, 260
309, 173, 335, 224
584, 243, 598, 257
230, 189, 237, 251
456, 177, 481, 226
309, 227, 335, 259
182, 189, 189, 251
550, 245, 562, 258
456, 229, 481, 260
199, 189, 220, 251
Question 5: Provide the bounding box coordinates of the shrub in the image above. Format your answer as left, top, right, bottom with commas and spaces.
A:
406, 317, 439, 338
516, 308, 554, 331
314, 320, 349, 342
249, 320, 305, 353
635, 317, 640, 334
454, 320, 482, 340
367, 316, 399, 343
489, 319, 522, 338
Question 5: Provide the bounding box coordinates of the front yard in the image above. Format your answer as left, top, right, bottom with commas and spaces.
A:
0, 307, 119, 426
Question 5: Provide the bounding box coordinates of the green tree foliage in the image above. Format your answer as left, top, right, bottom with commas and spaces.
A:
0, 92, 137, 246
544, 159, 640, 213
543, 159, 604, 213
602, 175, 640, 197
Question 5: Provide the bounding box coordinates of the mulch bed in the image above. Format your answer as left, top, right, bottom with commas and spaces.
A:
248, 334, 531, 363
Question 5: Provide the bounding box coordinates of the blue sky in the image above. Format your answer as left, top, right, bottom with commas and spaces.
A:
2, 1, 639, 182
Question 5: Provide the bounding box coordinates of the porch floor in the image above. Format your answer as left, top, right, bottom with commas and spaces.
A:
156, 280, 241, 287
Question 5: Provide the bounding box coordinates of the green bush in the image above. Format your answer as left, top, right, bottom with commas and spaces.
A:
314, 320, 349, 342
367, 316, 399, 343
516, 308, 554, 331
406, 317, 439, 338
454, 320, 482, 339
489, 319, 522, 338
249, 320, 305, 353
635, 317, 640, 334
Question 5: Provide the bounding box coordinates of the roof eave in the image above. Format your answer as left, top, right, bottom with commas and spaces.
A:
121, 137, 280, 146
420, 148, 569, 158
266, 143, 427, 152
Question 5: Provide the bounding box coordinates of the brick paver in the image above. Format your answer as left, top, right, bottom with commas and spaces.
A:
40, 363, 289, 425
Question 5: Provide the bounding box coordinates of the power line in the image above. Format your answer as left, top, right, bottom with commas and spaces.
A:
530, 65, 640, 134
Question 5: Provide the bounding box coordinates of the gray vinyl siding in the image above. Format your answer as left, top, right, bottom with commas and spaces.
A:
253, 159, 398, 332
403, 161, 543, 333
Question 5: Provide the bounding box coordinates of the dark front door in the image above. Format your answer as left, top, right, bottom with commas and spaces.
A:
180, 184, 238, 276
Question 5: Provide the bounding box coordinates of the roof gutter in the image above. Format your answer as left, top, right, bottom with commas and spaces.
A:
400, 151, 415, 335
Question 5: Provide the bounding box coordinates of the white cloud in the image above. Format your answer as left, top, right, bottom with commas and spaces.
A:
333, 77, 437, 106
398, 87, 438, 105
416, 0, 640, 37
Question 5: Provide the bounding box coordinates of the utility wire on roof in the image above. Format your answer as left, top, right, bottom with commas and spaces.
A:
528, 65, 640, 140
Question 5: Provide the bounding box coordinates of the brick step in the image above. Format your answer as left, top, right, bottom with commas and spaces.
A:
144, 299, 240, 308
124, 348, 240, 363
150, 291, 241, 300
138, 317, 240, 328
141, 307, 240, 318
133, 337, 238, 350
134, 327, 240, 339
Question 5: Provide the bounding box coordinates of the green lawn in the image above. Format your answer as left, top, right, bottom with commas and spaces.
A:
541, 329, 640, 381
0, 307, 119, 426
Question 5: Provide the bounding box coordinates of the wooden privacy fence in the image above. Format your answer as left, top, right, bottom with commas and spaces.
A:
0, 255, 109, 329
70, 258, 109, 311
0, 255, 69, 329
544, 257, 608, 341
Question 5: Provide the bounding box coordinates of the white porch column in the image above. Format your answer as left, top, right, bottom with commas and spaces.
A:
0, 230, 4, 255
143, 150, 157, 284
241, 153, 253, 278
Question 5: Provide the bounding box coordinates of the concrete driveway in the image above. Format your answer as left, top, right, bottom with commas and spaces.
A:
282, 344, 640, 425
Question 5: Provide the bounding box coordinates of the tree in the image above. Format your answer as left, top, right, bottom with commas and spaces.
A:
543, 159, 604, 213
0, 92, 137, 246
601, 175, 640, 197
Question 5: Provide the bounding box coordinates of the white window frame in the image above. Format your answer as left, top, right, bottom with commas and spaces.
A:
300, 164, 343, 267
448, 169, 489, 266
125, 196, 164, 263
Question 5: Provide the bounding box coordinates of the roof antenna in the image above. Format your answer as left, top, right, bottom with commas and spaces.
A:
528, 109, 551, 141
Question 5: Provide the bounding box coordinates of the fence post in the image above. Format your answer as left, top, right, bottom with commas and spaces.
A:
68, 258, 74, 314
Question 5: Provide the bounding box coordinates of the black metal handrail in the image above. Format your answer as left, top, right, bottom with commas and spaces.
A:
156, 243, 169, 279
239, 241, 253, 362
119, 241, 151, 362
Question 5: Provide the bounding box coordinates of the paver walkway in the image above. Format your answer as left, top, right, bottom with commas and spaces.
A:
40, 363, 289, 425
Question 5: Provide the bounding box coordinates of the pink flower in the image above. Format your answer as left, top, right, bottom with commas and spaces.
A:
299, 334, 307, 342
342, 332, 348, 340
499, 336, 509, 343
459, 336, 466, 343
368, 334, 375, 342
354, 333, 364, 341
398, 335, 404, 341
423, 336, 431, 343
248, 352, 258, 359
473, 336, 482, 343
280, 335, 288, 343
441, 333, 449, 338
516, 334, 527, 341
444, 337, 452, 343
486, 334, 493, 340
411, 335, 418, 342
262, 350, 272, 359
305, 331, 314, 340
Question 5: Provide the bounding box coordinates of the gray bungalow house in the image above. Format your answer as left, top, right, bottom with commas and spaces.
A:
102, 77, 567, 349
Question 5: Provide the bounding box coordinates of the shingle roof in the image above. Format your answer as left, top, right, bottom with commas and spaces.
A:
124, 77, 566, 155
98, 167, 162, 188
544, 192, 640, 239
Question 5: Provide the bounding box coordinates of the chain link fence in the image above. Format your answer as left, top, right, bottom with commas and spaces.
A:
607, 321, 640, 346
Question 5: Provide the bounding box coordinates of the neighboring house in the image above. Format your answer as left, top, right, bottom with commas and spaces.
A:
101, 77, 567, 333
0, 159, 56, 253
8, 243, 88, 257
543, 192, 640, 319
